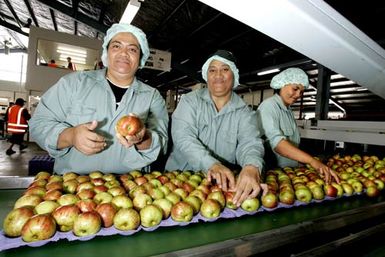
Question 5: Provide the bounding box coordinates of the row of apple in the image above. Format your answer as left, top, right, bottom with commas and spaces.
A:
3, 170, 259, 242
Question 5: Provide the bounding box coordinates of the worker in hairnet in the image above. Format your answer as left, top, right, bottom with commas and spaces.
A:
166, 50, 267, 206
256, 67, 340, 184
29, 24, 168, 174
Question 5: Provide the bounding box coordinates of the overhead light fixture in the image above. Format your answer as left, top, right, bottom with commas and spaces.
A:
21, 18, 32, 33
120, 0, 142, 24
330, 80, 355, 86
257, 68, 280, 76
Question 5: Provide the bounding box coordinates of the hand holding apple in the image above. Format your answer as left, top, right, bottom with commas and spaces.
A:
207, 163, 235, 192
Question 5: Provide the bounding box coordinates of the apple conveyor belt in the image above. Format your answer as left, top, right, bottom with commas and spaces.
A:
1, 188, 385, 256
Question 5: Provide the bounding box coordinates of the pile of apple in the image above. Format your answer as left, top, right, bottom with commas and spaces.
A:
2, 170, 259, 243
3, 154, 384, 244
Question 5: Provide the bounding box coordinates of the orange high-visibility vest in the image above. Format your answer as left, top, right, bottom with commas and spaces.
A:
7, 105, 28, 134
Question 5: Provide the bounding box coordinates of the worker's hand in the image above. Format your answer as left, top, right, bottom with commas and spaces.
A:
310, 158, 340, 184
72, 120, 106, 155
232, 165, 268, 207
207, 163, 235, 192
116, 126, 147, 148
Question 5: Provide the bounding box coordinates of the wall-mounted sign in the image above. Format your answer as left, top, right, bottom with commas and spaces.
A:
145, 48, 171, 72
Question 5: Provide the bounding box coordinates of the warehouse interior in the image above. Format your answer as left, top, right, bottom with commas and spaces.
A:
0, 1, 385, 256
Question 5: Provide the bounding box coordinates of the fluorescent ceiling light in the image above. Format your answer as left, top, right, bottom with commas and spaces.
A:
120, 0, 141, 24
257, 68, 280, 76
331, 74, 345, 79
330, 80, 356, 86
57, 50, 87, 58
57, 46, 86, 55
59, 56, 86, 64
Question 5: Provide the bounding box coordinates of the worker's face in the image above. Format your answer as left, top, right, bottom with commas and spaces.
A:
107, 32, 140, 77
279, 84, 305, 106
207, 60, 234, 98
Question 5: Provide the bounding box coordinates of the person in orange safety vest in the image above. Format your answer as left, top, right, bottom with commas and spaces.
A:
6, 98, 31, 155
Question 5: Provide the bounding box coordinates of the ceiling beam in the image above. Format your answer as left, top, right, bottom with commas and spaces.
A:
23, 0, 39, 27
3, 0, 23, 28
50, 9, 58, 31
35, 0, 109, 33
0, 19, 28, 37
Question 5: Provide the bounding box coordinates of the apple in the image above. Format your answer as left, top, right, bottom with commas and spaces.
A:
209, 185, 222, 193
34, 200, 60, 214
24, 186, 46, 198
279, 190, 295, 205
174, 188, 188, 200
142, 182, 154, 192
151, 171, 162, 177
43, 189, 62, 201
58, 194, 79, 206
182, 182, 195, 194
134, 176, 148, 186
374, 179, 385, 190
76, 175, 91, 183
77, 199, 97, 213
341, 182, 354, 196
366, 186, 380, 197
63, 172, 78, 181
104, 180, 121, 189
63, 179, 79, 194
103, 173, 116, 182
140, 204, 163, 227
144, 173, 155, 181
261, 192, 279, 208
3, 207, 34, 237
129, 170, 143, 178
108, 186, 126, 197
14, 194, 42, 209
164, 172, 176, 180
165, 192, 181, 205
331, 182, 344, 197
148, 188, 165, 200
94, 185, 109, 193
89, 170, 104, 179
122, 180, 138, 191
111, 195, 134, 209
207, 191, 226, 209
324, 184, 338, 197
45, 181, 63, 191
190, 189, 207, 203
170, 178, 184, 188
159, 185, 171, 196
149, 178, 162, 188
200, 199, 221, 219
153, 198, 173, 219
119, 173, 133, 182
52, 204, 81, 231
171, 201, 194, 222
91, 178, 105, 186
189, 174, 203, 184
157, 175, 169, 185
21, 214, 56, 242
96, 203, 117, 227
116, 114, 144, 137
93, 192, 113, 204
129, 185, 146, 199
163, 182, 177, 192
113, 208, 140, 231
133, 193, 153, 210
29, 179, 48, 188
184, 195, 202, 214
224, 191, 237, 209
48, 175, 63, 183
241, 198, 260, 212
197, 185, 211, 195
76, 188, 96, 200
76, 181, 94, 192
34, 171, 51, 181
73, 211, 102, 237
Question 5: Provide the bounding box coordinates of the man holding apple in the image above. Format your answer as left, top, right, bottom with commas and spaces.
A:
29, 24, 168, 174
165, 50, 267, 206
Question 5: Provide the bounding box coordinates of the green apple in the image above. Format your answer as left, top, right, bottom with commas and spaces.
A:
140, 204, 163, 227
184, 195, 202, 214
14, 194, 42, 209
341, 182, 354, 196
310, 185, 325, 200
111, 195, 133, 209
3, 207, 34, 237
241, 198, 260, 212
73, 211, 101, 237
93, 192, 113, 205
207, 191, 226, 209
153, 198, 173, 219
295, 187, 312, 203
200, 199, 221, 219
261, 192, 278, 208
133, 193, 153, 210
113, 208, 140, 231
279, 190, 295, 205
34, 200, 60, 214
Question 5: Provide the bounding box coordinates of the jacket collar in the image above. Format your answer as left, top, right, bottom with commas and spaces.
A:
200, 88, 247, 111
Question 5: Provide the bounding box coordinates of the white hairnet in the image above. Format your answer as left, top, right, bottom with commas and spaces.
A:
201, 55, 240, 89
270, 67, 309, 89
101, 23, 150, 68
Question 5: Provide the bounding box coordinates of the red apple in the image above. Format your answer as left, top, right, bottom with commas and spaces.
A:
3, 207, 34, 237
29, 179, 48, 188
140, 204, 163, 227
94, 185, 109, 193
45, 181, 63, 191
91, 178, 105, 186
157, 175, 169, 185
76, 189, 96, 200
324, 184, 338, 197
52, 204, 81, 231
24, 186, 46, 198
44, 189, 62, 201
116, 114, 144, 136
76, 199, 97, 212
366, 186, 380, 197
261, 192, 278, 208
224, 191, 237, 209
113, 208, 140, 231
73, 211, 102, 237
171, 201, 194, 222
21, 214, 56, 242
134, 176, 148, 186
96, 203, 117, 228
207, 191, 226, 209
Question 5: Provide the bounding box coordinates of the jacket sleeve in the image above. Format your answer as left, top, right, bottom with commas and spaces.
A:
29, 76, 76, 158
235, 109, 265, 172
171, 95, 218, 172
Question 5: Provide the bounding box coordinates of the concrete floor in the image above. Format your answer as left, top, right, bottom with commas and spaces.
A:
0, 139, 48, 177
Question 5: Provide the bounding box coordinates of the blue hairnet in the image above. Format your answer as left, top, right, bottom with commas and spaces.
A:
201, 55, 240, 89
270, 67, 309, 89
101, 23, 150, 68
